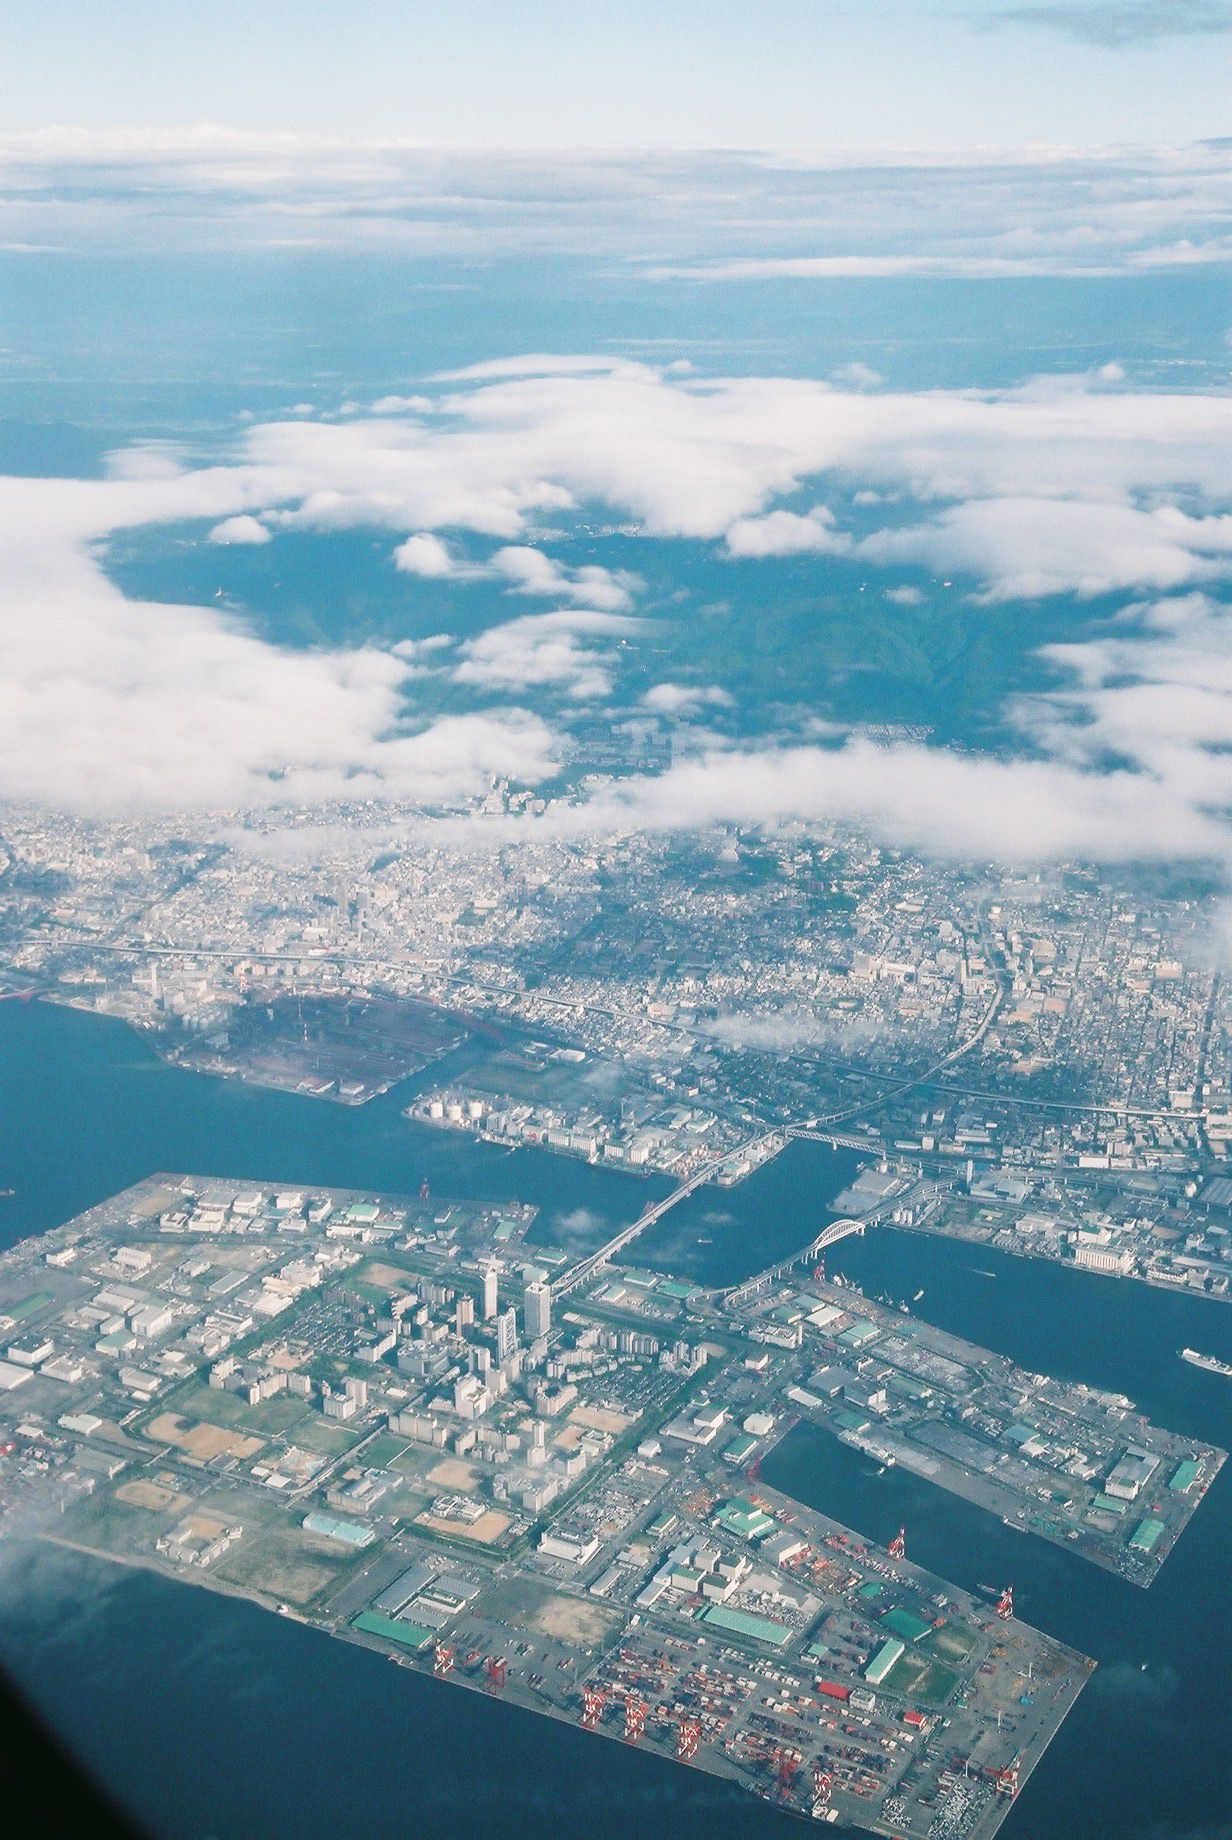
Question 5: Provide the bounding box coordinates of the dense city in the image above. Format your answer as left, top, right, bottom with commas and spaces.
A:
3, 806, 1232, 1300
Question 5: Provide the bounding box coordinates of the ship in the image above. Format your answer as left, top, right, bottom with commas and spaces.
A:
1179, 1347, 1232, 1377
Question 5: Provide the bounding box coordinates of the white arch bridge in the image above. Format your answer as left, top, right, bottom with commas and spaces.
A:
717, 1217, 866, 1311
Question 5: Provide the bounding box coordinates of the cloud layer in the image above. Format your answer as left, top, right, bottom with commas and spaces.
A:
0, 470, 557, 813
2, 355, 1230, 873
240, 358, 1231, 604
0, 136, 1227, 278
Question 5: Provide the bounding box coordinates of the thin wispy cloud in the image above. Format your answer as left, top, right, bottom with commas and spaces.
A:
995, 2, 1232, 46
0, 138, 1226, 276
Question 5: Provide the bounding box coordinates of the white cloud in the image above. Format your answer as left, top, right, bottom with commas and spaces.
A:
1, 140, 1226, 286
641, 682, 734, 717
437, 355, 645, 382
0, 471, 557, 813
391, 532, 639, 610
370, 394, 434, 416
725, 506, 850, 559
105, 443, 188, 482
393, 532, 458, 577
389, 633, 455, 667
530, 589, 1232, 867
652, 244, 1232, 280
234, 361, 1230, 602
862, 497, 1232, 599
830, 362, 883, 388
208, 514, 271, 546
655, 255, 1082, 280
5, 355, 1232, 869
489, 545, 640, 611
557, 735, 1227, 864
1018, 593, 1232, 791
452, 609, 642, 701
707, 1009, 884, 1053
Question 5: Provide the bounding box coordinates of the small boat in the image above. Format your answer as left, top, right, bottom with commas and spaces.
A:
913, 1289, 924, 1302
1179, 1347, 1232, 1377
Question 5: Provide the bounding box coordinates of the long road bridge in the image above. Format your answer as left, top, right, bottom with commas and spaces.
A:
787, 1126, 876, 1150
554, 1160, 734, 1299
717, 1217, 867, 1310
554, 1135, 782, 1299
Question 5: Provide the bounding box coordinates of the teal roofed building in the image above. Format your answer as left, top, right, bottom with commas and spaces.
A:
304, 1510, 375, 1548
865, 1637, 906, 1685
351, 1611, 434, 1649
700, 1604, 792, 1647
714, 1496, 776, 1541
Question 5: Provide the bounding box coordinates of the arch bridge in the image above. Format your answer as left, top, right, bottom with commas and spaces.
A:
718, 1216, 866, 1311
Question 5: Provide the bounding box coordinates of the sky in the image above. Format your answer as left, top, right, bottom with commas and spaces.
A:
0, 0, 1229, 150
0, 1, 1228, 874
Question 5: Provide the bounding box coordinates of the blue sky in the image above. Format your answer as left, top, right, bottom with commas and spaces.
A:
0, 0, 1229, 149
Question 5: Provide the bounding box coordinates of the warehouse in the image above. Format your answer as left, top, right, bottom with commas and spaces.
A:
866, 1637, 907, 1685
699, 1604, 792, 1648
351, 1611, 434, 1650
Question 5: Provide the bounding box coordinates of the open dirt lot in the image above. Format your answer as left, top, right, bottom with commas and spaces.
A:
215, 1529, 344, 1606
115, 1478, 182, 1511
570, 1404, 634, 1436
362, 1261, 418, 1292
528, 1593, 614, 1647
415, 1506, 510, 1545
146, 1412, 264, 1462
427, 1457, 480, 1492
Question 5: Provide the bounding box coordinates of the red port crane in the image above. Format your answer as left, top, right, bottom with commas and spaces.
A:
888, 1527, 907, 1559
432, 1642, 454, 1678
677, 1716, 701, 1761
485, 1655, 507, 1691
773, 1747, 800, 1797
812, 1764, 834, 1810
990, 1758, 1021, 1798
580, 1687, 606, 1730
995, 1585, 1014, 1619
624, 1696, 647, 1743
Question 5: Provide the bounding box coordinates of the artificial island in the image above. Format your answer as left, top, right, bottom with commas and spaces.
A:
0, 1173, 1222, 1838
